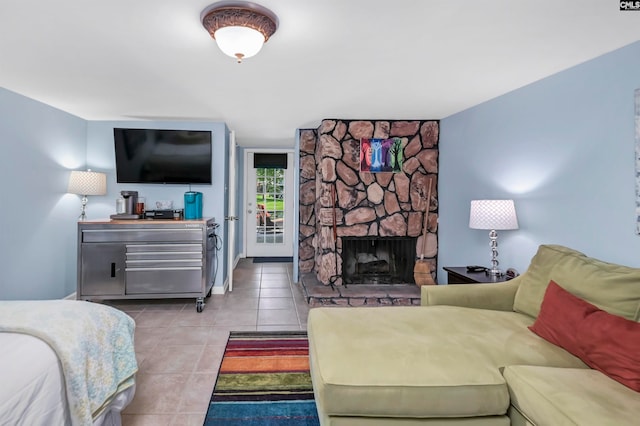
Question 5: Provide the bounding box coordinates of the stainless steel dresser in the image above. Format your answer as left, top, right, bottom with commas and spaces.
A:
77, 218, 217, 312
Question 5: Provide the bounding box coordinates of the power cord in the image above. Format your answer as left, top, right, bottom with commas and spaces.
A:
208, 222, 222, 292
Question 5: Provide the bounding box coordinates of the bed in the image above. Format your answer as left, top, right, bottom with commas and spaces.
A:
0, 300, 138, 426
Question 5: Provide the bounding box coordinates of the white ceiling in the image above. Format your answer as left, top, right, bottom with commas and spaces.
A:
1, 1, 639, 147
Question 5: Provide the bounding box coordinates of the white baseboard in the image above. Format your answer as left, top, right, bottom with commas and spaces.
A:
219, 253, 242, 294
212, 285, 227, 295
64, 292, 77, 300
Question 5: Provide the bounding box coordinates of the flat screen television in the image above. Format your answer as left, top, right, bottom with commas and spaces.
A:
114, 128, 212, 184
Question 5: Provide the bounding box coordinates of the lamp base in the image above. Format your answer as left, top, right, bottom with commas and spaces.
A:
488, 229, 502, 276
488, 267, 503, 276
78, 195, 88, 221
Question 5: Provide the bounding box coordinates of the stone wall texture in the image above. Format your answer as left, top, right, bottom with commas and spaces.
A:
299, 119, 439, 285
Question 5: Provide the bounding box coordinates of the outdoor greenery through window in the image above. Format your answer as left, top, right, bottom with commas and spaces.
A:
256, 167, 285, 244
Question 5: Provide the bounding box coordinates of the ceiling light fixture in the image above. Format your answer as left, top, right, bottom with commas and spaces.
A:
201, 1, 278, 63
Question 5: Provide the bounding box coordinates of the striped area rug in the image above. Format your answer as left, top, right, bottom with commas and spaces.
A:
203, 331, 320, 426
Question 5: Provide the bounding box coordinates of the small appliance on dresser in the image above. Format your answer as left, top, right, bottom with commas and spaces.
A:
184, 191, 203, 219
144, 209, 184, 220
110, 190, 140, 220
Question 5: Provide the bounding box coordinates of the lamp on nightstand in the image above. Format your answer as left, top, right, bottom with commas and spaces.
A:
68, 169, 107, 220
469, 199, 519, 276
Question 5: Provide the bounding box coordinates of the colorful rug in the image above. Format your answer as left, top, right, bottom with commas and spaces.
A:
203, 331, 320, 426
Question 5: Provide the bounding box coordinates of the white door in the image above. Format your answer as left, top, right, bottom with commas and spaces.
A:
245, 150, 294, 257
225, 131, 238, 291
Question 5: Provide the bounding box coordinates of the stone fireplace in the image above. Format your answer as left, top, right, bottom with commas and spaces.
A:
298, 119, 439, 305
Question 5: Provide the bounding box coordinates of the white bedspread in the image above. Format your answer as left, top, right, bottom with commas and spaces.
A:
0, 333, 69, 425
0, 300, 138, 426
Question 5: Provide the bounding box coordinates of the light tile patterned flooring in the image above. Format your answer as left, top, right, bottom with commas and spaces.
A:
108, 258, 309, 426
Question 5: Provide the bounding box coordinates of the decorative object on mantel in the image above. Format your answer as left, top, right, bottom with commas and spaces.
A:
634, 88, 640, 233
360, 138, 403, 172
469, 199, 519, 276
414, 177, 436, 285
67, 169, 107, 220
201, 1, 278, 63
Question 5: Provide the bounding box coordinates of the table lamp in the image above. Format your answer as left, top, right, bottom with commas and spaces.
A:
68, 169, 107, 220
469, 199, 519, 276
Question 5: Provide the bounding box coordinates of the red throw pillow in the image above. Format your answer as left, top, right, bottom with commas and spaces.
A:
530, 280, 640, 392
528, 280, 600, 358
579, 311, 640, 392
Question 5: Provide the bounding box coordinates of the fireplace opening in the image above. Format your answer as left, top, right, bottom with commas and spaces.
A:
341, 237, 416, 284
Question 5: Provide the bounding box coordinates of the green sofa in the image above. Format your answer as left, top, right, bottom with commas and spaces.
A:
307, 244, 640, 425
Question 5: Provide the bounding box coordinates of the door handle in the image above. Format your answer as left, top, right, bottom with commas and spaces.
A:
224, 216, 239, 221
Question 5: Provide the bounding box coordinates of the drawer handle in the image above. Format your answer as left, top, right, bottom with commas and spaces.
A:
126, 259, 202, 264
125, 267, 201, 272
111, 262, 116, 278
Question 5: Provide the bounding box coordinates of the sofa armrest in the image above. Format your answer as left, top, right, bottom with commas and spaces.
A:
421, 278, 521, 311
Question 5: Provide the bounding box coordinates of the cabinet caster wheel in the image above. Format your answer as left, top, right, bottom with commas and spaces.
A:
196, 299, 204, 313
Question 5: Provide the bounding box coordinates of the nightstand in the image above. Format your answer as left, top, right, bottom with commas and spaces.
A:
442, 266, 509, 284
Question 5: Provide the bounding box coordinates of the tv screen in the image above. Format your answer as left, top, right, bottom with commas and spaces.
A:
114, 128, 212, 184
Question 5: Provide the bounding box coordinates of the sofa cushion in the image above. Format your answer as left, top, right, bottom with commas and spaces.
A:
513, 245, 586, 319
548, 251, 640, 321
504, 365, 640, 425
513, 245, 640, 321
528, 280, 599, 358
307, 306, 587, 419
579, 310, 640, 392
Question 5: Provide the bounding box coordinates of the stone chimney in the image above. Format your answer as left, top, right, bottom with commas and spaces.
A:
299, 119, 439, 285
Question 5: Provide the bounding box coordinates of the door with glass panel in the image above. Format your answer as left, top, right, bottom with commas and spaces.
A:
245, 151, 294, 257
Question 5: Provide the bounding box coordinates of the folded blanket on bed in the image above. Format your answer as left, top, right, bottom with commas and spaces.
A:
0, 300, 138, 426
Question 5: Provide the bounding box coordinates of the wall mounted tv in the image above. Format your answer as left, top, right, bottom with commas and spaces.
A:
114, 128, 212, 184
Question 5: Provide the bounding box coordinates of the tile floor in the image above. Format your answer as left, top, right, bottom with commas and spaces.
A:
108, 258, 309, 426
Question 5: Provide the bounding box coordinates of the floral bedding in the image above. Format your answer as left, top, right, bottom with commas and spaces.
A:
0, 300, 138, 426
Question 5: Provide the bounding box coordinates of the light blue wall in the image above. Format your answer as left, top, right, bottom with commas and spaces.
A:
0, 88, 231, 299
439, 41, 640, 281
85, 120, 230, 290
0, 88, 87, 299
4, 39, 640, 297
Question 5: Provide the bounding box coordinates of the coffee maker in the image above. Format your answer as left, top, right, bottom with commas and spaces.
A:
184, 191, 203, 219
110, 190, 140, 220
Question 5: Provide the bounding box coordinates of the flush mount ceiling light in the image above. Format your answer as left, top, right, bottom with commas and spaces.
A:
201, 1, 278, 63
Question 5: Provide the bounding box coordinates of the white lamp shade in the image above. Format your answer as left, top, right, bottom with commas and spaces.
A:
68, 170, 107, 196
469, 199, 519, 230
215, 26, 265, 59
